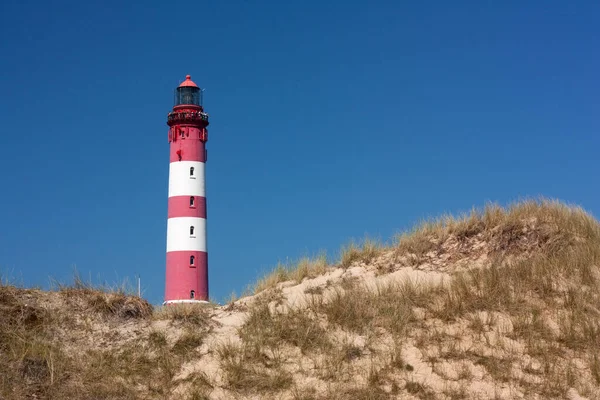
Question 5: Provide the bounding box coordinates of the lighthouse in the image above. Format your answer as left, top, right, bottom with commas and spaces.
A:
164, 75, 210, 304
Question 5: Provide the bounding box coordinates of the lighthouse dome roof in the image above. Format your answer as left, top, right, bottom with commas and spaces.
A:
178, 75, 199, 88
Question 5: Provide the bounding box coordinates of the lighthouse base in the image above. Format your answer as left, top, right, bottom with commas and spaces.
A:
163, 299, 210, 306
165, 252, 209, 302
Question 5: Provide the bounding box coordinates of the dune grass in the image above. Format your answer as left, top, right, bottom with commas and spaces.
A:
249, 237, 386, 296
249, 198, 596, 296
252, 252, 329, 294
154, 302, 212, 326
228, 198, 600, 399
0, 274, 216, 400
394, 197, 599, 260
4, 198, 600, 399
397, 199, 600, 398
339, 237, 384, 268
216, 339, 294, 393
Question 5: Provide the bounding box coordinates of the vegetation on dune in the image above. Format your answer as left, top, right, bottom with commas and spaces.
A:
0, 278, 213, 400
339, 237, 384, 268
2, 198, 600, 399
251, 252, 329, 295
224, 198, 600, 398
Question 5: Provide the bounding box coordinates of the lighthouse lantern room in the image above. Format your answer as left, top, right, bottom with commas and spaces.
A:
164, 75, 210, 304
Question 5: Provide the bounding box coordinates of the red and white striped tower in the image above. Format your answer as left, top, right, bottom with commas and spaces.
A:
164, 75, 210, 304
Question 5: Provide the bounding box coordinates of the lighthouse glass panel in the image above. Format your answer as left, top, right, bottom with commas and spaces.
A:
175, 87, 202, 106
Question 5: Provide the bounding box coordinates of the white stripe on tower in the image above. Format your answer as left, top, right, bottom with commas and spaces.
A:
168, 161, 205, 197
166, 217, 207, 252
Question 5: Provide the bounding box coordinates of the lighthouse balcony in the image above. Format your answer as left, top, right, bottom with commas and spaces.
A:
167, 111, 209, 126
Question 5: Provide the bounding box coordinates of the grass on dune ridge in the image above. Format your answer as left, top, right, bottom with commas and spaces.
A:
250, 197, 599, 294
224, 197, 600, 398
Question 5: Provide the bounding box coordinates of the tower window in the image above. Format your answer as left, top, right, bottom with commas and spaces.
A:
190, 290, 195, 299
190, 226, 195, 236
190, 167, 195, 177
190, 196, 195, 207
190, 255, 195, 265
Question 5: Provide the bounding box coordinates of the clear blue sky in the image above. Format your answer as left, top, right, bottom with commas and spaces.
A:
1, 0, 598, 305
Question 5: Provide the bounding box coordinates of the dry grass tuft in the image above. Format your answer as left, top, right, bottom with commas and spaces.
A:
154, 303, 212, 327
339, 237, 383, 268
393, 198, 600, 266
217, 340, 293, 393
86, 291, 153, 319
172, 329, 206, 357
240, 297, 329, 354
341, 386, 391, 400
314, 281, 426, 336
253, 253, 329, 294
58, 276, 152, 319
405, 380, 434, 398
178, 371, 213, 400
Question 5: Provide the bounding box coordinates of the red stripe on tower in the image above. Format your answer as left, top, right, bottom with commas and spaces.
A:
164, 75, 210, 304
